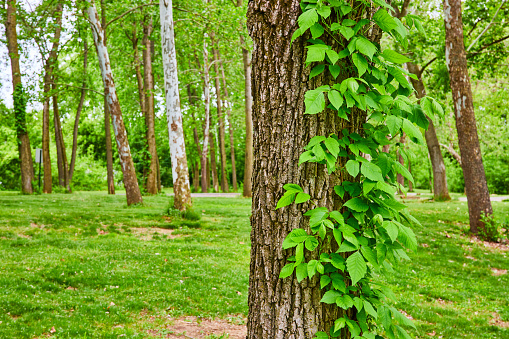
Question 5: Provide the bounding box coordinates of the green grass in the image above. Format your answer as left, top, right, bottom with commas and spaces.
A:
0, 191, 508, 338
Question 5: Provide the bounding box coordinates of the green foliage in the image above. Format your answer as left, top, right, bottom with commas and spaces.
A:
479, 212, 505, 242
277, 1, 446, 337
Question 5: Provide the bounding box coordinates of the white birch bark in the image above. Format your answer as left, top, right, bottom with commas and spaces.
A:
86, 1, 142, 205
201, 36, 211, 192
159, 0, 192, 209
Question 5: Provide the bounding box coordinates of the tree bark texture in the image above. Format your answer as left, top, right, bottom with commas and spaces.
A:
87, 2, 142, 205
159, 0, 192, 209
406, 62, 450, 201
246, 1, 381, 337
41, 2, 63, 193
209, 128, 219, 192
6, 0, 33, 194
69, 38, 88, 185
218, 52, 238, 191
444, 0, 492, 233
52, 86, 69, 191
143, 17, 159, 195
212, 43, 229, 192
241, 35, 253, 198
200, 37, 211, 193
397, 134, 406, 194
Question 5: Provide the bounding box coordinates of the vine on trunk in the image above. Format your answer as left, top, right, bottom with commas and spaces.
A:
277, 1, 443, 338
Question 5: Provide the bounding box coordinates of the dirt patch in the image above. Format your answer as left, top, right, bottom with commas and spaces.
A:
490, 312, 509, 328
149, 316, 247, 338
491, 268, 508, 276
466, 237, 509, 252
132, 228, 183, 241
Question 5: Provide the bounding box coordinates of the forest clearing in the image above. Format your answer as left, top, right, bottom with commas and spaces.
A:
2, 0, 509, 337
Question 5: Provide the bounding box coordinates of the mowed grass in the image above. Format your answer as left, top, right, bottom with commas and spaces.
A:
0, 191, 508, 338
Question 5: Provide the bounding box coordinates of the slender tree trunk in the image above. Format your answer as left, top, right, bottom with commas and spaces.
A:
241, 35, 253, 198
218, 51, 238, 191
209, 128, 219, 192
408, 161, 413, 192
100, 0, 115, 195
211, 41, 229, 192
200, 37, 211, 193
160, 0, 192, 209
406, 62, 451, 201
87, 1, 142, 205
444, 0, 492, 233
397, 134, 406, 194
41, 2, 63, 193
52, 85, 69, 190
5, 0, 33, 194
246, 1, 381, 337
206, 157, 211, 190
143, 17, 159, 195
193, 163, 200, 191
69, 38, 88, 185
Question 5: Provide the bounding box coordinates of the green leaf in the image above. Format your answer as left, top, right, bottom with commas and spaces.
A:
310, 64, 326, 79
295, 192, 311, 204
397, 224, 418, 251
373, 9, 398, 32
306, 45, 327, 63
313, 331, 329, 339
306, 207, 329, 227
296, 262, 308, 282
352, 53, 368, 76
338, 26, 355, 40
287, 228, 309, 243
291, 27, 303, 42
394, 161, 414, 184
382, 49, 411, 64
329, 65, 341, 79
334, 318, 346, 332
361, 246, 379, 269
333, 228, 343, 246
307, 260, 318, 278
279, 263, 295, 278
328, 90, 344, 110
361, 162, 384, 182
297, 8, 318, 32
299, 150, 314, 165
342, 19, 357, 26
306, 135, 327, 150
344, 198, 369, 213
295, 242, 304, 264
310, 23, 324, 39
316, 5, 331, 19
329, 211, 345, 225
336, 294, 354, 309
388, 66, 411, 89
346, 251, 367, 285
320, 290, 341, 304
320, 275, 331, 289
356, 37, 377, 60
346, 319, 361, 337
338, 240, 358, 252
305, 236, 319, 251
395, 325, 413, 339
276, 192, 296, 209
383, 220, 399, 243
363, 299, 378, 319
326, 50, 340, 65
283, 183, 303, 192
402, 119, 424, 144
390, 307, 416, 330
305, 90, 326, 114
312, 144, 326, 161
324, 137, 340, 157
340, 4, 352, 15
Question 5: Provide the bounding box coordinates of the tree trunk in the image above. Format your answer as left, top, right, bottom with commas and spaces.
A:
193, 163, 200, 191
143, 17, 159, 195
209, 128, 219, 192
408, 161, 413, 192
101, 0, 115, 195
218, 51, 238, 191
444, 0, 492, 233
87, 1, 142, 205
406, 62, 450, 201
52, 85, 69, 191
246, 1, 381, 337
211, 41, 229, 192
397, 134, 406, 194
159, 0, 192, 209
200, 37, 211, 193
69, 38, 88, 185
5, 0, 33, 194
240, 35, 253, 198
41, 2, 63, 194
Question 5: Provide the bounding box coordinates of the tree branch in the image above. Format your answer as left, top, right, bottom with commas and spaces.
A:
467, 34, 509, 59
466, 0, 507, 52
419, 57, 437, 76
104, 2, 156, 29
55, 83, 104, 96
440, 143, 462, 165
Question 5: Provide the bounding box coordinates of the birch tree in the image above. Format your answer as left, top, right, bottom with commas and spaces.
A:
159, 0, 192, 209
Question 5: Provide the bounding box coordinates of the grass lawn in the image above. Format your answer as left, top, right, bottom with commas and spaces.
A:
0, 191, 508, 338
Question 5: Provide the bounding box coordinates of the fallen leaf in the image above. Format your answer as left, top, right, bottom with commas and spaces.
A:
50, 326, 56, 333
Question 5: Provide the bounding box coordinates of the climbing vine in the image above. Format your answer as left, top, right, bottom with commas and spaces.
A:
13, 83, 28, 137
277, 1, 443, 338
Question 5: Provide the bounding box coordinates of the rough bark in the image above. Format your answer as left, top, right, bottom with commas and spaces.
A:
200, 37, 211, 193
212, 42, 229, 192
241, 34, 253, 198
143, 16, 159, 195
101, 0, 115, 195
159, 0, 192, 209
218, 51, 238, 191
246, 1, 381, 337
87, 1, 142, 205
406, 62, 450, 201
397, 134, 406, 194
444, 0, 492, 233
6, 0, 33, 194
41, 2, 63, 193
69, 38, 88, 185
